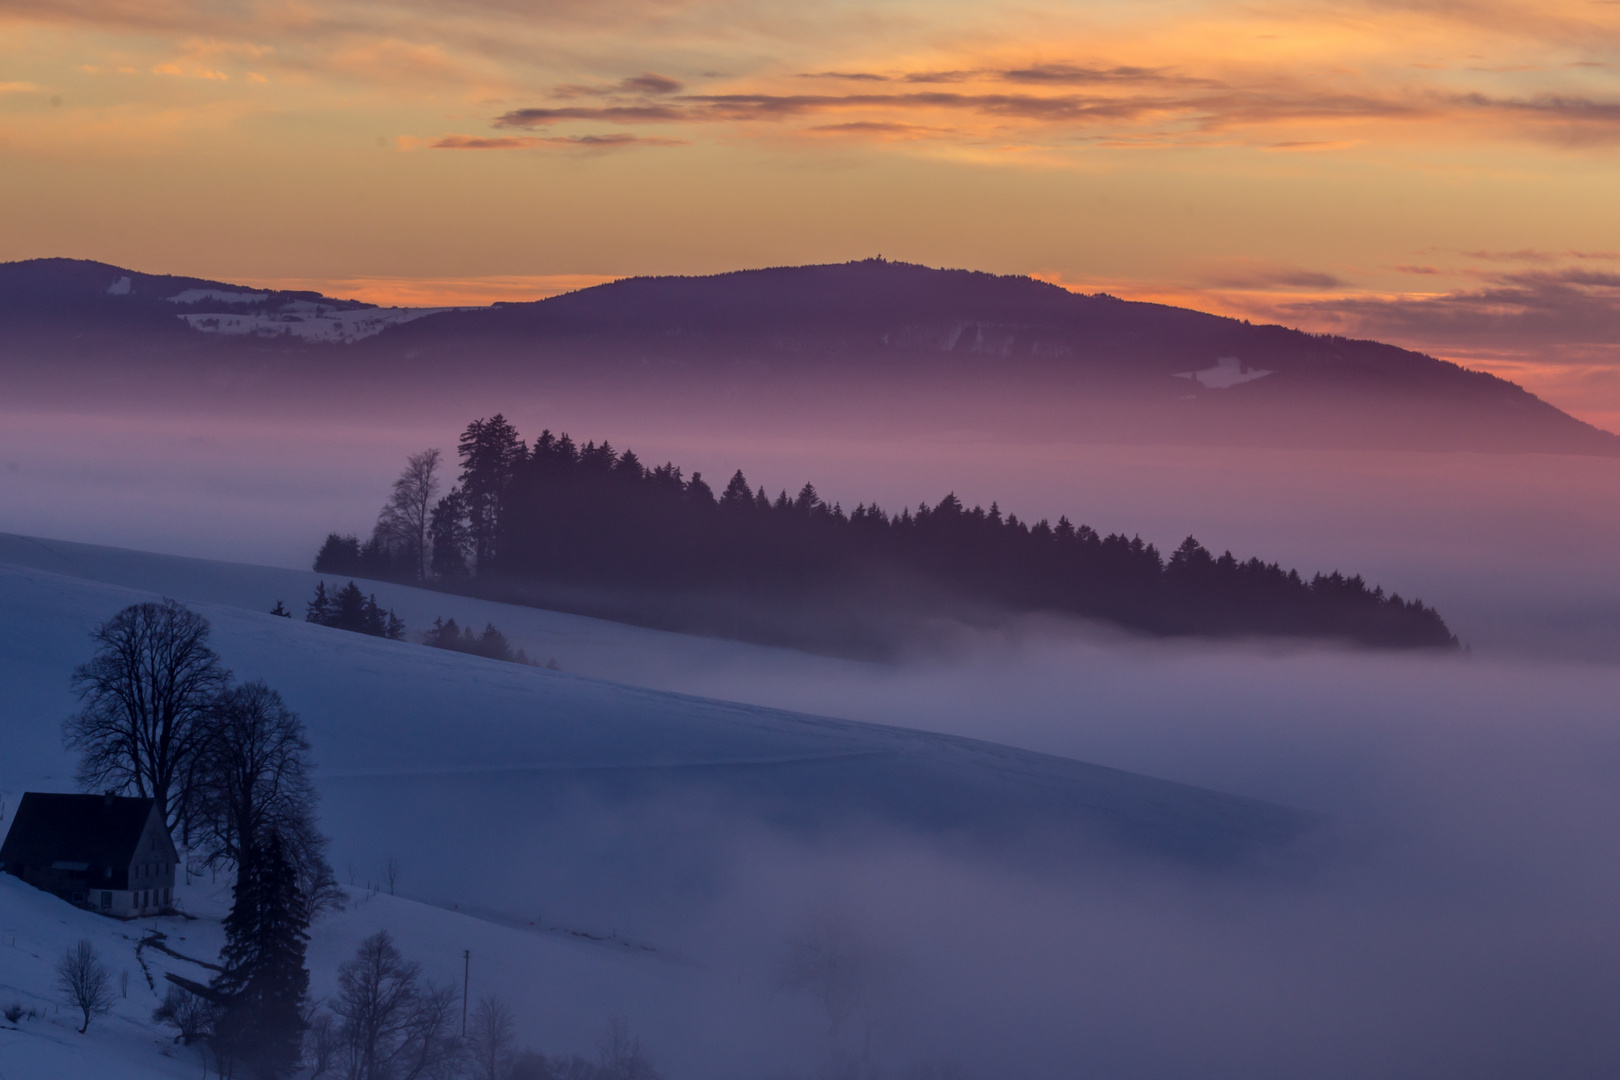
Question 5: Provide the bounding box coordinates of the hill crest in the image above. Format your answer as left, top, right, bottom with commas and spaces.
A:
1, 255, 1613, 455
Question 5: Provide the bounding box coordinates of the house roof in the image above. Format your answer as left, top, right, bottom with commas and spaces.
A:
0, 792, 161, 870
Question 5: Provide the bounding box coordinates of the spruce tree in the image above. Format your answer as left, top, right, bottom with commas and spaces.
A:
312, 533, 361, 575
458, 414, 526, 571
212, 833, 310, 1079
305, 582, 332, 624
720, 470, 752, 509
429, 487, 472, 579
333, 582, 368, 632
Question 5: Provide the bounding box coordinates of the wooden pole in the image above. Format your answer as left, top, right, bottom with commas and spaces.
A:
462, 950, 470, 1037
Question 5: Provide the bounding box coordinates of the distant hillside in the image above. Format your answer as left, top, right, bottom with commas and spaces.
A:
2, 256, 1614, 456
0, 257, 443, 347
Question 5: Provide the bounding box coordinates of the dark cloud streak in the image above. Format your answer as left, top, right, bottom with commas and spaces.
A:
619, 72, 682, 94
488, 77, 1620, 145
495, 104, 685, 126
1269, 268, 1620, 358
431, 132, 684, 150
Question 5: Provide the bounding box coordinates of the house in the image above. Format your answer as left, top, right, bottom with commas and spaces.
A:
0, 792, 179, 917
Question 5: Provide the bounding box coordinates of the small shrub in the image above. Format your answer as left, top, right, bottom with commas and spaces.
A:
153, 985, 212, 1045
3, 1002, 24, 1024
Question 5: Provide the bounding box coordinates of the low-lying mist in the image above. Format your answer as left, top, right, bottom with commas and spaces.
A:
6, 393, 1620, 1076
6, 400, 1620, 658
310, 632, 1620, 1079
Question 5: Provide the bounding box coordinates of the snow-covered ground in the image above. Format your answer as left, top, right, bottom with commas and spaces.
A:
0, 536, 1310, 1078
174, 303, 451, 343
0, 870, 739, 1079
7, 535, 1620, 1077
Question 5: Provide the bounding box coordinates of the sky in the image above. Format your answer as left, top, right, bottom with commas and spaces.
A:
3, 0, 1620, 425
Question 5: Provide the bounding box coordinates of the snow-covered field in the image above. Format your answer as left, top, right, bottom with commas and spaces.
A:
6, 534, 1620, 1077
0, 869, 729, 1080
0, 536, 1307, 1077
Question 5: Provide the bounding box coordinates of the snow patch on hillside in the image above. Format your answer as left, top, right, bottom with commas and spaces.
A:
167, 289, 270, 306
174, 305, 449, 344
1175, 356, 1274, 389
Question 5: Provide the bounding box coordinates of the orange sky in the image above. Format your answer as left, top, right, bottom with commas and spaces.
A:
3, 0, 1620, 427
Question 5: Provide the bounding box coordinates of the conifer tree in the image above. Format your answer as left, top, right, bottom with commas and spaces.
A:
312, 534, 362, 575
305, 582, 332, 624
212, 833, 310, 1079
333, 582, 368, 632
720, 470, 752, 508
458, 415, 525, 571
429, 487, 472, 579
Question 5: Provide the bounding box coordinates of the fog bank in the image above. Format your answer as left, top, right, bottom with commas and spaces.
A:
5, 404, 1620, 659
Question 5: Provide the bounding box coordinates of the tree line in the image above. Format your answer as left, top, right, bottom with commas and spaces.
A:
318, 415, 1457, 649
59, 602, 601, 1078
65, 599, 337, 1076
294, 578, 536, 664
147, 926, 667, 1079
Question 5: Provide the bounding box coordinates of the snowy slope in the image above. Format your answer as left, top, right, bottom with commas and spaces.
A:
0, 536, 1311, 1076
0, 870, 783, 1079
11, 535, 1620, 1077
0, 543, 1304, 871
0, 532, 835, 683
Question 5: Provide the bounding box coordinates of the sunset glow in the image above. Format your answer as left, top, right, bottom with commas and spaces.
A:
3, 0, 1620, 422
10, 5, 1620, 1076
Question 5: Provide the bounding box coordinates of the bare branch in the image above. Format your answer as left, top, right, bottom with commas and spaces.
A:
57, 939, 115, 1034
65, 600, 229, 835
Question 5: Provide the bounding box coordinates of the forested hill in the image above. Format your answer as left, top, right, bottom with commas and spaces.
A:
318, 416, 1460, 651
367, 259, 1618, 457
3, 256, 1616, 456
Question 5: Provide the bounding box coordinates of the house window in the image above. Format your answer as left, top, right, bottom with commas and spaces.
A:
101, 892, 111, 910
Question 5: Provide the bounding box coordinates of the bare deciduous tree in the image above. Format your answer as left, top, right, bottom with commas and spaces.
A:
191, 680, 341, 919
152, 981, 220, 1078
331, 931, 462, 1080
376, 449, 442, 582
467, 995, 515, 1080
153, 983, 213, 1046
65, 600, 230, 834
596, 1017, 664, 1080
304, 1009, 341, 1078
779, 916, 872, 1039
57, 939, 115, 1033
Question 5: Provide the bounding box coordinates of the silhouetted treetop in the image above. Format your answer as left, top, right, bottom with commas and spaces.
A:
306, 581, 405, 640
326, 419, 1459, 650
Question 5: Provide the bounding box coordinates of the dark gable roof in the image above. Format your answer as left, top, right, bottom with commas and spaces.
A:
0, 793, 158, 869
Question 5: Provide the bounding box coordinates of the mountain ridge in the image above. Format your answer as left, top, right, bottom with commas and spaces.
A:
1, 255, 1613, 456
